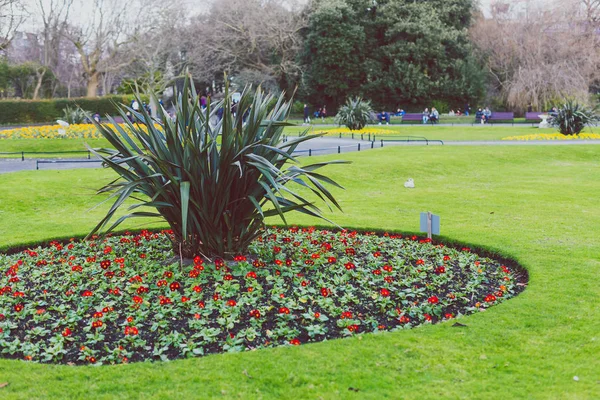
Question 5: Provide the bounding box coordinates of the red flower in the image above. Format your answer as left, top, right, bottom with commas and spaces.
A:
347, 324, 359, 332
233, 255, 247, 262
373, 251, 381, 257
320, 287, 330, 297
340, 311, 352, 319
373, 269, 382, 275
181, 296, 190, 303
424, 314, 432, 321
443, 255, 451, 261
127, 316, 134, 323
384, 276, 394, 283
278, 307, 290, 314
14, 304, 23, 312
344, 262, 355, 270
198, 301, 205, 308
249, 309, 261, 318
192, 285, 202, 293
71, 265, 83, 272
314, 312, 321, 318
132, 295, 143, 304
399, 315, 410, 324
345, 247, 356, 255
445, 313, 454, 319
156, 279, 167, 287
435, 266, 446, 274
139, 253, 147, 259
88, 357, 96, 364
223, 274, 233, 281
301, 280, 309, 287
81, 290, 93, 297
163, 271, 173, 279
193, 256, 203, 265
124, 326, 139, 336
289, 338, 301, 345
245, 271, 257, 279
169, 281, 181, 291
485, 294, 497, 303
227, 299, 237, 306
428, 296, 439, 304
416, 259, 425, 265
103, 246, 112, 254
91, 320, 103, 329
327, 257, 337, 264
100, 260, 111, 269
93, 312, 103, 319
380, 288, 390, 297
501, 265, 510, 274
136, 286, 149, 294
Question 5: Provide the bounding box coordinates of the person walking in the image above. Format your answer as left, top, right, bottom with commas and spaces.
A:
303, 104, 311, 125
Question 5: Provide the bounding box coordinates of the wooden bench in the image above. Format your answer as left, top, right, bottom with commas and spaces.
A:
476, 111, 514, 124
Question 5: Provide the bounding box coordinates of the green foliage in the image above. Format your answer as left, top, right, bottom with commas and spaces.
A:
90, 77, 346, 258
0, 95, 145, 124
335, 97, 374, 130
431, 100, 450, 114
62, 105, 91, 124
551, 100, 599, 135
301, 0, 485, 110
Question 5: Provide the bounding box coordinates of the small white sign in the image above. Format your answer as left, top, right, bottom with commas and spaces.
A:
420, 212, 440, 239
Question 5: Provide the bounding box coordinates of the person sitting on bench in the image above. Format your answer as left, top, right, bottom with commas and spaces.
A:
429, 107, 439, 124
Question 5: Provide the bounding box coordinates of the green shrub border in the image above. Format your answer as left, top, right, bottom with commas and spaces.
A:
0, 95, 149, 124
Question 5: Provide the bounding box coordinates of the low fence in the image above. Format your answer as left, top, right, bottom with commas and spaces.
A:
0, 150, 92, 161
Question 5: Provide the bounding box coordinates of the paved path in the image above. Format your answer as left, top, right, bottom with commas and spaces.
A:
2, 137, 600, 174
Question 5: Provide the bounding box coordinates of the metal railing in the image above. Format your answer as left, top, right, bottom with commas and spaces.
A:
0, 150, 92, 161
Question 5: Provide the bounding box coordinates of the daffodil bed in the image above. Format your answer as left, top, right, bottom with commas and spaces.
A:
0, 123, 157, 140
317, 127, 399, 136
502, 133, 600, 141
0, 227, 525, 365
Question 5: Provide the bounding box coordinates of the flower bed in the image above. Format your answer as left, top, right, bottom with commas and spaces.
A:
317, 127, 399, 136
0, 228, 525, 365
0, 123, 159, 140
502, 133, 600, 141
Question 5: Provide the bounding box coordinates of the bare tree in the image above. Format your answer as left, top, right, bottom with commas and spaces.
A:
63, 0, 134, 97
28, 0, 73, 99
185, 0, 306, 94
471, 0, 600, 110
0, 0, 26, 51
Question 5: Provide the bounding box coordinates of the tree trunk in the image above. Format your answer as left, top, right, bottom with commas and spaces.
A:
33, 68, 47, 100
86, 72, 99, 97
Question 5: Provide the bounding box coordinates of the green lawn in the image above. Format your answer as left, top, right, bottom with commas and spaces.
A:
1, 145, 599, 399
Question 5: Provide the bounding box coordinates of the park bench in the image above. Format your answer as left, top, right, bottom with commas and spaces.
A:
525, 112, 542, 122
402, 113, 439, 124
475, 111, 514, 124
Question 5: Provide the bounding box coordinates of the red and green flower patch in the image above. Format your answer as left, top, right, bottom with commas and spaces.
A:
0, 228, 525, 365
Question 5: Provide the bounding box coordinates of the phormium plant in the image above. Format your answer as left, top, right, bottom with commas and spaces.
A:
89, 76, 347, 259
551, 100, 599, 135
335, 97, 374, 131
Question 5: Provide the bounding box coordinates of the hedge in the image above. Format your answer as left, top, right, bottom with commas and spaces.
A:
0, 95, 149, 125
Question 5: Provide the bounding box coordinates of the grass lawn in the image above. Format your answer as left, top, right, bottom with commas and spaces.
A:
0, 138, 112, 159
0, 145, 599, 399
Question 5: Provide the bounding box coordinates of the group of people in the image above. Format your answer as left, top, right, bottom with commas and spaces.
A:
422, 107, 440, 124
475, 107, 492, 124
303, 104, 327, 124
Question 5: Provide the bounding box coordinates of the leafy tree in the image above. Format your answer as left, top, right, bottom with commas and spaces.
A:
301, 0, 485, 110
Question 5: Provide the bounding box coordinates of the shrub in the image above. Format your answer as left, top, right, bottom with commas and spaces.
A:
90, 77, 346, 259
0, 95, 147, 125
62, 105, 91, 124
551, 100, 599, 135
335, 97, 373, 131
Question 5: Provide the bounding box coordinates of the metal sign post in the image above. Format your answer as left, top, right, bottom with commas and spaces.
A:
420, 212, 440, 239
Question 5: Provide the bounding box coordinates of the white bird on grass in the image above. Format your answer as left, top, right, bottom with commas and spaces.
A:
404, 178, 415, 188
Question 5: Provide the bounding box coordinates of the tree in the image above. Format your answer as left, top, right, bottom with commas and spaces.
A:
184, 0, 306, 96
301, 0, 484, 110
30, 0, 72, 99
63, 0, 133, 97
0, 0, 25, 51
470, 0, 600, 111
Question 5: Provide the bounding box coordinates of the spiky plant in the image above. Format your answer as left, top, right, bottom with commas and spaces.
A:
88, 77, 346, 259
551, 100, 599, 135
62, 106, 90, 124
335, 97, 374, 130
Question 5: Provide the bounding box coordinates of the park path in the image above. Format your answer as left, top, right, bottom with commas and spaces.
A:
1, 137, 600, 174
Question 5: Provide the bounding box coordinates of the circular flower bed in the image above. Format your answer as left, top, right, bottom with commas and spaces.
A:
0, 228, 526, 365
0, 123, 160, 140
